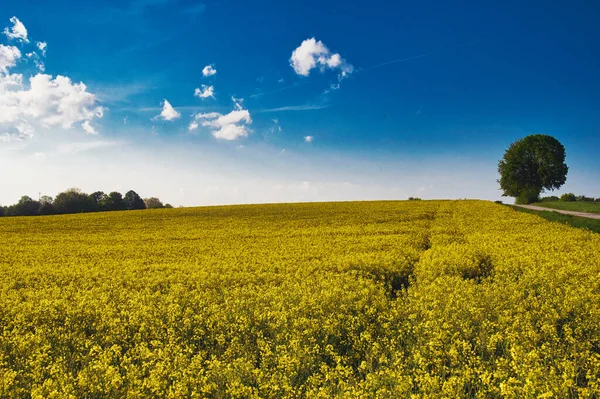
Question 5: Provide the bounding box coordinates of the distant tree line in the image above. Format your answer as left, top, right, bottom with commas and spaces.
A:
0, 188, 173, 217
539, 193, 600, 202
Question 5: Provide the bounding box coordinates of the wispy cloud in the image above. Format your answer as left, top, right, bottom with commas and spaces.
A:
93, 82, 154, 104
126, 105, 228, 113
369, 51, 438, 69
254, 104, 329, 113
57, 140, 120, 155
249, 82, 307, 98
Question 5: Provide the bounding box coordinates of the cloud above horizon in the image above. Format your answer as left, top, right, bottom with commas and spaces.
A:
189, 98, 252, 140
290, 38, 353, 78
0, 73, 104, 142
202, 65, 217, 77
0, 17, 103, 142
3, 16, 28, 42
36, 41, 47, 56
194, 84, 214, 99
155, 99, 181, 121
0, 44, 21, 73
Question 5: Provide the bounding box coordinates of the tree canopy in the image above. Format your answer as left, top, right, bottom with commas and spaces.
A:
124, 191, 146, 210
144, 197, 164, 209
498, 134, 568, 204
1, 189, 169, 217
54, 188, 94, 214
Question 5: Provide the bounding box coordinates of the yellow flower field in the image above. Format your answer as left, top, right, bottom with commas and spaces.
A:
0, 200, 599, 398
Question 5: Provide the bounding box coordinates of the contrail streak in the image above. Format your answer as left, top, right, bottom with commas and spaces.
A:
369, 51, 439, 69
249, 83, 307, 98
367, 39, 483, 70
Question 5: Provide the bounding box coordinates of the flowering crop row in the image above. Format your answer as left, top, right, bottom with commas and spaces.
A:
0, 201, 598, 398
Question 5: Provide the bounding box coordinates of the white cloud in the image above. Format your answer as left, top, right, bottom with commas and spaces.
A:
325, 53, 342, 68
194, 84, 214, 99
0, 123, 34, 142
82, 120, 97, 134
212, 123, 249, 140
57, 140, 119, 155
202, 65, 217, 77
0, 45, 21, 74
270, 118, 282, 134
323, 83, 340, 95
231, 96, 244, 110
290, 38, 353, 78
189, 100, 252, 141
4, 17, 29, 42
304, 135, 314, 143
0, 20, 104, 141
155, 99, 180, 121
0, 73, 104, 139
26, 52, 45, 72
255, 104, 329, 113
36, 41, 47, 56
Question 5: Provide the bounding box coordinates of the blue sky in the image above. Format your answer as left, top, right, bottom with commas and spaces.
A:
1, 0, 598, 206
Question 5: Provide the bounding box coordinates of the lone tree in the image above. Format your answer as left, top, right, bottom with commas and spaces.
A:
498, 134, 568, 204
124, 190, 146, 210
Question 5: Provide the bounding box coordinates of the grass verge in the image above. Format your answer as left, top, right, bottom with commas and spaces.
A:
532, 201, 600, 214
510, 205, 600, 233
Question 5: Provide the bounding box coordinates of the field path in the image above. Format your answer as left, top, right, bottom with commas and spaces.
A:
514, 204, 600, 220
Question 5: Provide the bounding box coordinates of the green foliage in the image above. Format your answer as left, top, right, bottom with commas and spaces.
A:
38, 196, 55, 216
103, 191, 127, 211
143, 197, 164, 209
164, 203, 173, 208
539, 195, 559, 202
498, 134, 568, 203
0, 201, 599, 397
124, 190, 146, 210
88, 191, 108, 211
54, 188, 94, 214
560, 193, 577, 202
14, 195, 41, 216
577, 195, 595, 202
515, 187, 540, 204
511, 205, 600, 234
3, 189, 167, 217
408, 197, 422, 200
494, 200, 503, 204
